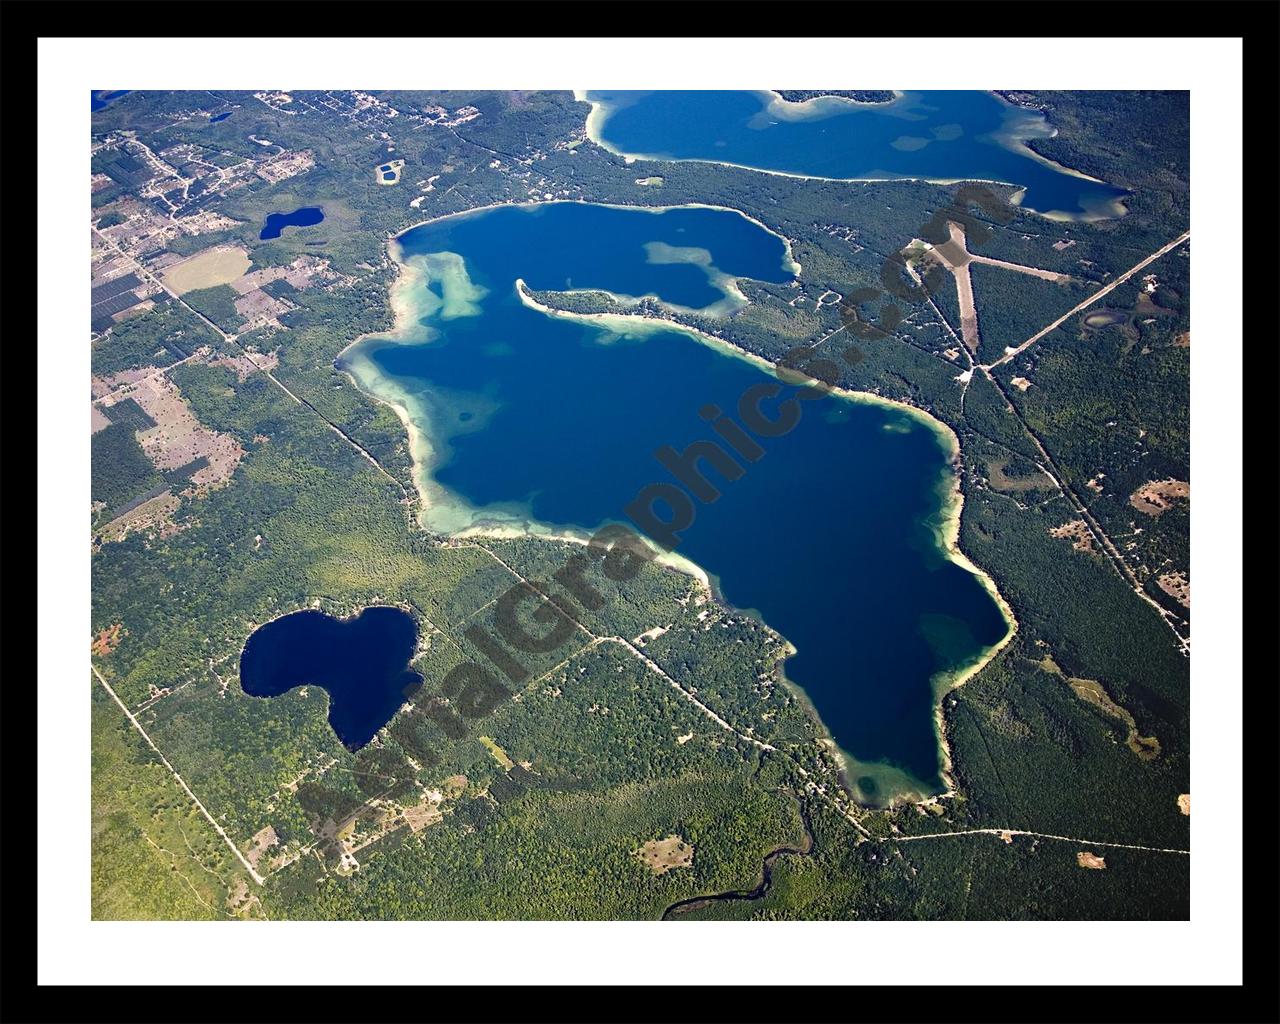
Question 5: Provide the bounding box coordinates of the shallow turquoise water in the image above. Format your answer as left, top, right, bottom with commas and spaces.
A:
585, 90, 1129, 220
345, 202, 1008, 799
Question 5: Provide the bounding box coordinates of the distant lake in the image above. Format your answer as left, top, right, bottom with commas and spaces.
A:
91, 90, 131, 112
340, 202, 1010, 800
260, 206, 325, 240
582, 90, 1129, 220
239, 607, 421, 751
209, 111, 232, 124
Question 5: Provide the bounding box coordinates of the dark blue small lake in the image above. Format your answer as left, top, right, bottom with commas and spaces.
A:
583, 90, 1130, 220
239, 607, 421, 751
259, 206, 326, 240
209, 111, 232, 124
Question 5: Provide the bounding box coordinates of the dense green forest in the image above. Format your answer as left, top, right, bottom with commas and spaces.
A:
91, 682, 262, 920
91, 423, 163, 517
996, 91, 1190, 229
969, 263, 1089, 364
181, 284, 245, 333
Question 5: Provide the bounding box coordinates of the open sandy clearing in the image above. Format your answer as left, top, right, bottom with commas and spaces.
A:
96, 490, 183, 544
1049, 519, 1096, 553
636, 835, 694, 875
99, 374, 245, 488
1129, 479, 1190, 517
1157, 571, 1190, 609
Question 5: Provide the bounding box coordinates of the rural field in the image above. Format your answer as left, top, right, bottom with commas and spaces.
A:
161, 246, 251, 295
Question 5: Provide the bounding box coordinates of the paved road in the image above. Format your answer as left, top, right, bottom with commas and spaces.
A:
985, 230, 1191, 369
888, 826, 1189, 855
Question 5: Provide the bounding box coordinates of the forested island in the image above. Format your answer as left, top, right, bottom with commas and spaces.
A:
773, 89, 897, 104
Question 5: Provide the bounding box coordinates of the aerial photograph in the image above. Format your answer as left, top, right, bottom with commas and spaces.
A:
87, 87, 1191, 923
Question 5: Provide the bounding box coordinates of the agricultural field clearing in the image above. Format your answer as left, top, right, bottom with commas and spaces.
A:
162, 245, 251, 295
105, 374, 245, 488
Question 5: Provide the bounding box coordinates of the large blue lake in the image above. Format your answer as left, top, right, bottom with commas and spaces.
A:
341, 202, 1009, 800
583, 90, 1128, 221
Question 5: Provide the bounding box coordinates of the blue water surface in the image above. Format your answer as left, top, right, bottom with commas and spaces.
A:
91, 90, 132, 111
260, 206, 326, 240
585, 90, 1129, 219
343, 202, 1009, 797
240, 607, 421, 751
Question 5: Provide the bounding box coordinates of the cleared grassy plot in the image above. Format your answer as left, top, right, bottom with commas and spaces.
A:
636, 834, 694, 875
162, 246, 251, 295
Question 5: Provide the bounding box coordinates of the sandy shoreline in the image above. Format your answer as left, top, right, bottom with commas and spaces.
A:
987, 92, 1131, 221
515, 279, 783, 376
517, 279, 973, 433
516, 279, 1020, 806
335, 252, 447, 527
343, 199, 1018, 808
448, 521, 713, 594
916, 432, 1020, 806
977, 94, 1129, 221
574, 89, 1023, 188
573, 88, 1122, 224
338, 256, 716, 589
762, 89, 906, 120
522, 259, 747, 321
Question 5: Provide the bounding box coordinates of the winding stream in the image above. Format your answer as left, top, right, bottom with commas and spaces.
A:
662, 797, 817, 920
